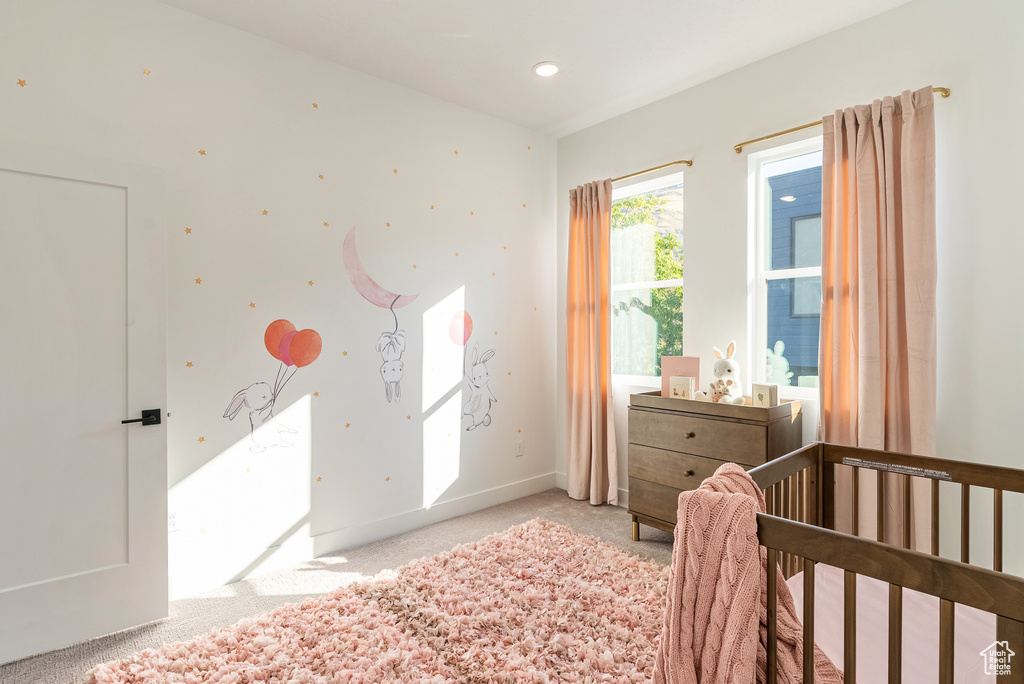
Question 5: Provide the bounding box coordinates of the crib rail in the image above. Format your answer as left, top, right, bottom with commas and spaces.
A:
758, 513, 1024, 684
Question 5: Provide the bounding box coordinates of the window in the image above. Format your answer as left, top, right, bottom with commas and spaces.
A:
610, 171, 684, 378
750, 139, 822, 393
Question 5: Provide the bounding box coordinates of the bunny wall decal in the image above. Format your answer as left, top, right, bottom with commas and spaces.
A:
462, 342, 497, 430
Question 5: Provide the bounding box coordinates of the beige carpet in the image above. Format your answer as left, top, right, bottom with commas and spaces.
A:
0, 488, 673, 684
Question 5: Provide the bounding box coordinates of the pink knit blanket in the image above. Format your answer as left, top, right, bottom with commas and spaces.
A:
653, 463, 843, 684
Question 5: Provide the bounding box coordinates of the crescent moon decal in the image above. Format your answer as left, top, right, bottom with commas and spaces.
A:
343, 228, 419, 309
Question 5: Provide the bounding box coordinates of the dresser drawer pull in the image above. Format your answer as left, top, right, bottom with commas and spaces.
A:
685, 431, 696, 439
683, 469, 695, 477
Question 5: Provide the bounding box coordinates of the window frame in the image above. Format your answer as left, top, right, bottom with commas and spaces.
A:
748, 137, 823, 400
610, 169, 685, 386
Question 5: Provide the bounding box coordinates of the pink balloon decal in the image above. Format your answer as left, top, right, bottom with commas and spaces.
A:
449, 310, 473, 345
279, 331, 298, 366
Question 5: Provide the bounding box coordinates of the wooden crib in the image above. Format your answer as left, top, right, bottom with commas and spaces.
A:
747, 442, 1024, 684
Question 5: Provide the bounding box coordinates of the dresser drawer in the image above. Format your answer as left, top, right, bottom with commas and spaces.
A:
628, 478, 685, 527
628, 408, 767, 465
628, 445, 724, 490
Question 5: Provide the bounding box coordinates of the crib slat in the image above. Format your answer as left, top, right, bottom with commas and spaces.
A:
996, 616, 1024, 683
994, 489, 1004, 573
939, 599, 954, 684
767, 547, 778, 684
844, 570, 856, 684
803, 559, 815, 683
889, 584, 902, 684
853, 466, 860, 536
961, 484, 970, 564
931, 478, 940, 556
902, 475, 911, 550
878, 471, 886, 543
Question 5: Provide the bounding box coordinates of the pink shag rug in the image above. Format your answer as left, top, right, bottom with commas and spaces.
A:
88, 519, 669, 683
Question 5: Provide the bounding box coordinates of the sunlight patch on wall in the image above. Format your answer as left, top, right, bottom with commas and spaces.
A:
421, 286, 467, 412
422, 391, 462, 509
168, 395, 312, 600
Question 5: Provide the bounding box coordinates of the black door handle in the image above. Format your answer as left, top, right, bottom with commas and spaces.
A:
122, 408, 161, 426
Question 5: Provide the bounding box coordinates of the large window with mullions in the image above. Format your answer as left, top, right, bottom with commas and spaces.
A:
751, 138, 823, 394
610, 171, 685, 379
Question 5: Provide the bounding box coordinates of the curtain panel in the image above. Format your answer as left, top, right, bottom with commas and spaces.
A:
819, 86, 937, 547
566, 179, 618, 505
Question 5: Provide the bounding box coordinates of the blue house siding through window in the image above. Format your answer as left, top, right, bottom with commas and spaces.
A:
766, 167, 821, 383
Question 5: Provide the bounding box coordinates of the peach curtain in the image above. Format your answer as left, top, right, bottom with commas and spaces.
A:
566, 179, 618, 505
819, 86, 936, 548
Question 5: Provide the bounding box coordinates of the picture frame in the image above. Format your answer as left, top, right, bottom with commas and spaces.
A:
752, 383, 779, 408
668, 376, 696, 400
660, 356, 700, 398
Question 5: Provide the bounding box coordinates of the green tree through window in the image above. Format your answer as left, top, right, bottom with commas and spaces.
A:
611, 188, 684, 376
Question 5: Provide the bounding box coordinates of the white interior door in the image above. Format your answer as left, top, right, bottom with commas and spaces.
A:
0, 142, 167, 664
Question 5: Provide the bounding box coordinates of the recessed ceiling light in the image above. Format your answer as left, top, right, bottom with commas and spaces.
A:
533, 62, 559, 77
780, 195, 796, 202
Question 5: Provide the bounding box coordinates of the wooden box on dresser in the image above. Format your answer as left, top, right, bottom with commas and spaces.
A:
627, 391, 802, 540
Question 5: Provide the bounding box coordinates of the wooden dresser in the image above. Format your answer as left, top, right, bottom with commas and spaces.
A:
627, 391, 802, 540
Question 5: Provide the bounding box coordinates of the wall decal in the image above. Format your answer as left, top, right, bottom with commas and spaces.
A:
343, 227, 419, 403
463, 341, 496, 431
224, 319, 322, 452
449, 310, 472, 346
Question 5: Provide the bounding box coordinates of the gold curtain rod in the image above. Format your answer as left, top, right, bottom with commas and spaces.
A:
612, 159, 692, 183
733, 86, 951, 154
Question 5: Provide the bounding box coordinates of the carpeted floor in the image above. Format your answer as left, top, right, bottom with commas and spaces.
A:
0, 488, 673, 684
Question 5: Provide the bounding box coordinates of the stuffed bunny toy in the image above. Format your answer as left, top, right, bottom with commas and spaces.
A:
694, 341, 745, 404
463, 342, 497, 430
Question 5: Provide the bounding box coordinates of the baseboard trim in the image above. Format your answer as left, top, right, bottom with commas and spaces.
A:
312, 472, 557, 557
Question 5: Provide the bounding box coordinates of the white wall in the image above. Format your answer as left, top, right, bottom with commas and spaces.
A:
556, 0, 1024, 573
1, 0, 557, 598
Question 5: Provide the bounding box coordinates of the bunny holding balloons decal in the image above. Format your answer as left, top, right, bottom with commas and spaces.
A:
224, 319, 322, 452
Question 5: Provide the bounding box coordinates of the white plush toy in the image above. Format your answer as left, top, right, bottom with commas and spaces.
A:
694, 341, 745, 404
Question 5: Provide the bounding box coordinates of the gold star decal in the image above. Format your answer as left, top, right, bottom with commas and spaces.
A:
491, 272, 496, 276
323, 221, 329, 227
527, 146, 531, 150
517, 429, 522, 433
494, 330, 498, 335
198, 149, 206, 156
406, 415, 411, 420
534, 307, 538, 311
249, 302, 256, 308
312, 103, 318, 108
317, 476, 322, 482
430, 205, 434, 209
197, 436, 205, 443
470, 211, 474, 215
507, 371, 511, 376
17, 79, 27, 87
503, 246, 507, 250
454, 150, 459, 155
455, 252, 459, 257
262, 209, 268, 216
345, 423, 351, 428
318, 174, 324, 179
523, 203, 526, 207
314, 391, 319, 397
342, 351, 348, 356
246, 467, 251, 473
413, 264, 417, 269
393, 169, 398, 174
195, 277, 202, 284
184, 227, 192, 234
386, 477, 391, 482
186, 361, 193, 367
143, 68, 150, 75
386, 222, 391, 227
308, 280, 314, 286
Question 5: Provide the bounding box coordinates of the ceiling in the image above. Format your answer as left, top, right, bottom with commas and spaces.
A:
154, 0, 910, 138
